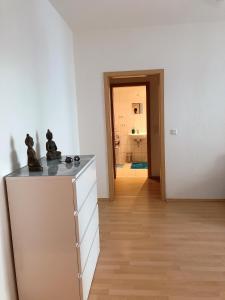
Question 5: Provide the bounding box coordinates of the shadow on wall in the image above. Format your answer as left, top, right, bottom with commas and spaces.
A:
10, 136, 21, 172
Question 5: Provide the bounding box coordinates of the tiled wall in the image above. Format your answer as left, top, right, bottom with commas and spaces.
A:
113, 86, 147, 164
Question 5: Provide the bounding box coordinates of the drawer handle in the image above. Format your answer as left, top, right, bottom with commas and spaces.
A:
74, 211, 78, 216
75, 242, 80, 248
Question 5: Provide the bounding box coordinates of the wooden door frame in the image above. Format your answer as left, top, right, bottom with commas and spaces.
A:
104, 69, 166, 201
110, 82, 152, 179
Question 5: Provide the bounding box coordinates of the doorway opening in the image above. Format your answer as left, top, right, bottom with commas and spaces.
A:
112, 84, 150, 179
104, 70, 165, 200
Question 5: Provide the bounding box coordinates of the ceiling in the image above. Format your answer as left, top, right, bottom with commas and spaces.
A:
49, 0, 225, 32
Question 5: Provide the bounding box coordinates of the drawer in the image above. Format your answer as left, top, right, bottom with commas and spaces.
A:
79, 206, 99, 272
75, 161, 96, 211
76, 184, 97, 241
80, 229, 100, 300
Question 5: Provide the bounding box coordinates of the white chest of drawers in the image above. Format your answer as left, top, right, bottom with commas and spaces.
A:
6, 155, 100, 300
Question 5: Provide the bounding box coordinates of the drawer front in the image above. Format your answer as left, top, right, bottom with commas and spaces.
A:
77, 184, 97, 241
79, 206, 99, 272
75, 161, 96, 211
80, 230, 100, 300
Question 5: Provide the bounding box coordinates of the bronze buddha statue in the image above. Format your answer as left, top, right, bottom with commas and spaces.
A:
25, 134, 43, 172
46, 129, 61, 160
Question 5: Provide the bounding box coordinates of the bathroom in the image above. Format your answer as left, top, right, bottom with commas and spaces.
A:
113, 85, 148, 178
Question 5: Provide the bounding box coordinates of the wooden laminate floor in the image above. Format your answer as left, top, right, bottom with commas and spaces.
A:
90, 177, 225, 300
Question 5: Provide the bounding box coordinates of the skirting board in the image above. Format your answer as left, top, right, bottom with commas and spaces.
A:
167, 198, 225, 202
98, 198, 225, 202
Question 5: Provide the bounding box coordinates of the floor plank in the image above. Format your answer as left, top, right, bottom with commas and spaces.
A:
90, 177, 225, 300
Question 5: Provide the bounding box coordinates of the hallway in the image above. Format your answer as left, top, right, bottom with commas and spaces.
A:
90, 179, 225, 300
114, 177, 160, 198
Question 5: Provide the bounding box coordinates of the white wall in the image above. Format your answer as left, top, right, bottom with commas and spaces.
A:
0, 0, 79, 298
74, 21, 225, 199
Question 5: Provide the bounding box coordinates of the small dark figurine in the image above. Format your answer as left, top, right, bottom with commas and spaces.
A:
65, 156, 73, 163
25, 134, 43, 172
46, 129, 61, 160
